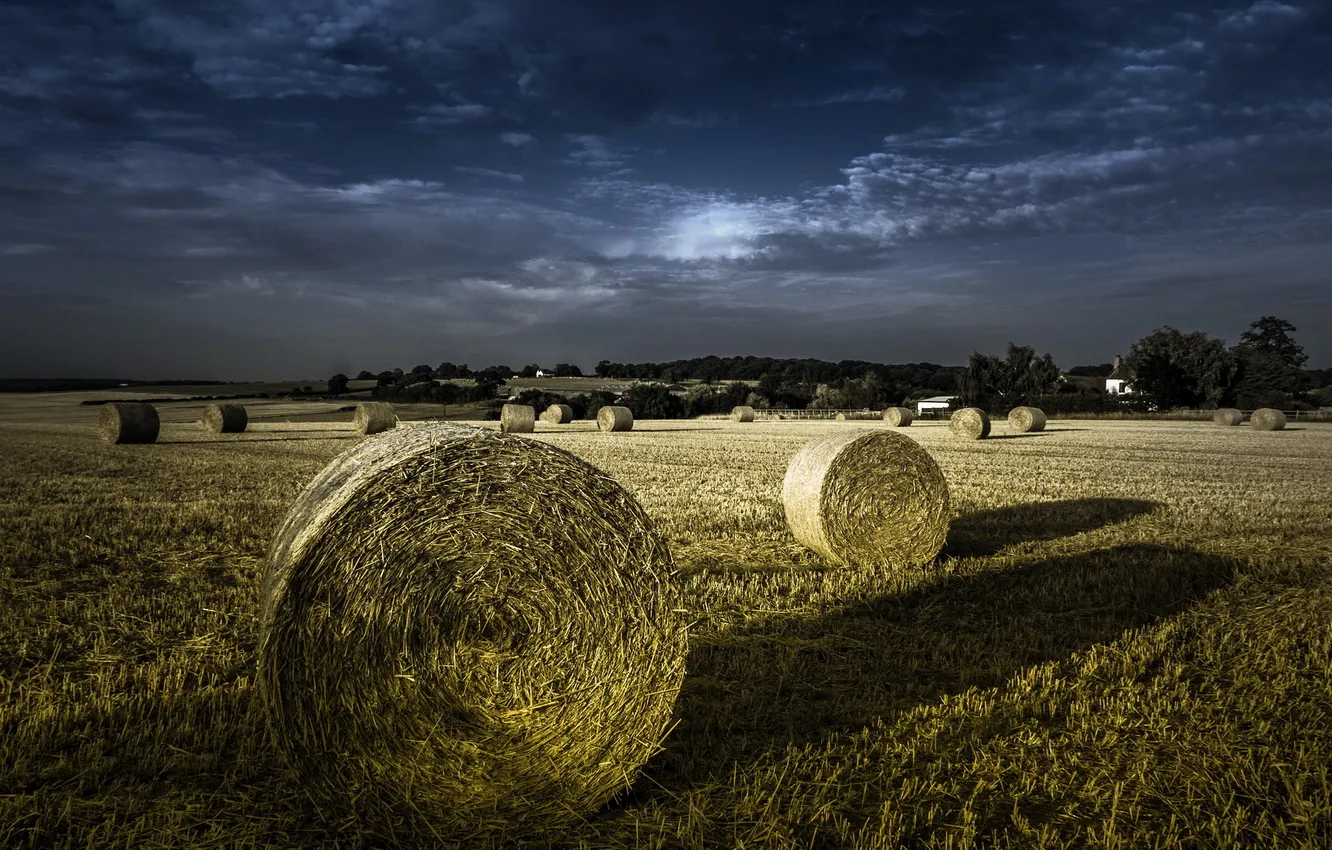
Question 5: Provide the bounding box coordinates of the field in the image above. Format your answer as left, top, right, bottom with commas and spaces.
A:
1, 394, 1330, 848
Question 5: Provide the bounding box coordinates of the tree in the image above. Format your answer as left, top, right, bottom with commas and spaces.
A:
375, 370, 396, 387
327, 373, 349, 395
619, 383, 685, 419
355, 370, 375, 381
519, 364, 540, 378
553, 363, 582, 377
958, 343, 1061, 410
1239, 316, 1307, 369
1126, 326, 1237, 409
409, 364, 434, 381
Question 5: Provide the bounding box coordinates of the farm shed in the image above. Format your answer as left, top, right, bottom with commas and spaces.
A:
916, 395, 958, 417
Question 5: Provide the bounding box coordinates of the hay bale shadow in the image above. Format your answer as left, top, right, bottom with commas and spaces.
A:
640, 544, 1236, 792
945, 497, 1161, 558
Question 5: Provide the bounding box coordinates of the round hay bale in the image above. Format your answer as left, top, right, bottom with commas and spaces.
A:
731, 405, 755, 423
782, 430, 950, 570
539, 403, 575, 424
1213, 408, 1244, 426
258, 424, 687, 842
99, 402, 160, 444
202, 403, 247, 434
353, 402, 396, 436
597, 406, 633, 432
949, 407, 991, 440
1251, 408, 1287, 431
882, 407, 914, 427
1007, 406, 1046, 433
834, 413, 848, 421
501, 403, 536, 434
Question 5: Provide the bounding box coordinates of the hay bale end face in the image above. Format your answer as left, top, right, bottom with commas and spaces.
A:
1007, 406, 1046, 433
782, 429, 950, 570
202, 403, 247, 434
501, 403, 536, 433
1251, 408, 1287, 431
597, 405, 633, 432
353, 402, 396, 435
882, 407, 913, 427
259, 424, 687, 842
99, 402, 160, 444
1213, 408, 1244, 426
539, 403, 575, 424
731, 405, 755, 423
949, 407, 991, 440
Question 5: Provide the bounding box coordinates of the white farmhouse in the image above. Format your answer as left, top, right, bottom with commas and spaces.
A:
916, 395, 958, 416
1106, 355, 1133, 395
535, 369, 549, 378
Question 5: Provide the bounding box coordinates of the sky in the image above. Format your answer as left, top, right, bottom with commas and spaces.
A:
1, 0, 1329, 380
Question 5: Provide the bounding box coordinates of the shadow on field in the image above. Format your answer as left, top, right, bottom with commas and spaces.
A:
162, 435, 359, 444
944, 497, 1161, 558
985, 433, 1051, 440
638, 544, 1236, 794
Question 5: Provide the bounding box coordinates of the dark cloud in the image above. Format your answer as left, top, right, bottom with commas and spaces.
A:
1, 0, 1331, 377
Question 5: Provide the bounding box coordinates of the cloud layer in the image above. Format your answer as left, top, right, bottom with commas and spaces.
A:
2, 0, 1330, 377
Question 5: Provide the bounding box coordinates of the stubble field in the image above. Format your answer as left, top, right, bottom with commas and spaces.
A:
1, 402, 1330, 848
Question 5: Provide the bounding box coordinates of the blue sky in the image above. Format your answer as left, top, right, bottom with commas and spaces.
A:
1, 0, 1329, 378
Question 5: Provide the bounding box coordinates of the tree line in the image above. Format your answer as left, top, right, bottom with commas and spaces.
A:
327, 315, 1326, 417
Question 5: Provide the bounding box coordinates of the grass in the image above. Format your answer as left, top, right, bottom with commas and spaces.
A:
0, 403, 1330, 848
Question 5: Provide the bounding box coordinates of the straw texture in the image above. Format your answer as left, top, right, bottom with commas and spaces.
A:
202, 403, 247, 434
949, 407, 991, 440
99, 402, 159, 444
782, 430, 950, 570
882, 407, 914, 427
1007, 406, 1046, 433
1213, 408, 1244, 426
540, 404, 575, 424
597, 406, 633, 432
501, 403, 536, 433
353, 402, 396, 435
258, 424, 687, 843
731, 405, 755, 423
1251, 408, 1287, 431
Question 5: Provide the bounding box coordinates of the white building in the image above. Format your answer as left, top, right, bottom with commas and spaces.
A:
916, 395, 958, 416
535, 369, 549, 378
1106, 355, 1133, 395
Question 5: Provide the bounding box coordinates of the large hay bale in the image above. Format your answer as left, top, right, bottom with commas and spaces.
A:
539, 403, 575, 424
1251, 408, 1287, 431
202, 403, 247, 434
1007, 406, 1046, 433
501, 403, 536, 433
782, 430, 950, 570
258, 424, 687, 843
99, 402, 159, 444
731, 405, 755, 423
1213, 408, 1244, 426
835, 413, 848, 421
597, 405, 633, 432
949, 407, 991, 440
882, 407, 913, 427
353, 402, 396, 435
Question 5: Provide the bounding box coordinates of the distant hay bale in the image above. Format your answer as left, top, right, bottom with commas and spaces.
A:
258, 424, 687, 843
949, 407, 991, 440
1251, 408, 1287, 431
597, 406, 633, 432
1213, 408, 1244, 426
882, 407, 913, 427
99, 402, 160, 444
1007, 406, 1046, 433
353, 402, 396, 435
731, 405, 755, 423
782, 430, 950, 570
202, 403, 247, 434
834, 413, 849, 421
539, 403, 575, 424
501, 404, 536, 433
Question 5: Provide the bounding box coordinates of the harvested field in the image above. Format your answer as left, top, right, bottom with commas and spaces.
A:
1, 401, 1331, 849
